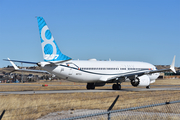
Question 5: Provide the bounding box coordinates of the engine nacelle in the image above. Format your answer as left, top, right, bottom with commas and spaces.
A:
131, 75, 150, 87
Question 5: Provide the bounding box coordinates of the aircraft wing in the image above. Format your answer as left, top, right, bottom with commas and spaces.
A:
101, 56, 176, 82
5, 58, 49, 74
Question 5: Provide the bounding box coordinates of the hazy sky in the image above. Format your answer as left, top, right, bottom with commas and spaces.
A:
0, 0, 180, 68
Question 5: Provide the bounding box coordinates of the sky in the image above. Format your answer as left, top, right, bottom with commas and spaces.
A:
0, 0, 180, 68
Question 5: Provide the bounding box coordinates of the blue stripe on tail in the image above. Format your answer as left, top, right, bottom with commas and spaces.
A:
37, 17, 71, 62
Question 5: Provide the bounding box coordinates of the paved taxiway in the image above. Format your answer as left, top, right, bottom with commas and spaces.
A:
0, 83, 180, 87
0, 83, 85, 87
0, 86, 180, 95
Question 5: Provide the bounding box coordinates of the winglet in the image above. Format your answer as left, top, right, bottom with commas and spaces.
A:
170, 56, 176, 73
8, 58, 19, 70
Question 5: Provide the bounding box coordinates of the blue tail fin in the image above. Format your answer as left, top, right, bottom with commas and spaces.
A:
37, 17, 71, 62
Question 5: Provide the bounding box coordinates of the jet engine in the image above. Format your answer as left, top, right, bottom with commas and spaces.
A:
131, 75, 150, 87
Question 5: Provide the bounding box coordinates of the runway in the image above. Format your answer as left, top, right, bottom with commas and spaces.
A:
0, 86, 180, 95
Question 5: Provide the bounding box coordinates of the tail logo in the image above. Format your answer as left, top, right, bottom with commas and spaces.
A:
37, 16, 72, 61
41, 25, 59, 60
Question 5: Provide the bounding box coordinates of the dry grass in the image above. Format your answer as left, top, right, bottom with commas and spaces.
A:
0, 80, 85, 92
1, 90, 180, 120
0, 80, 121, 92
0, 79, 180, 120
1, 78, 180, 92
152, 79, 180, 85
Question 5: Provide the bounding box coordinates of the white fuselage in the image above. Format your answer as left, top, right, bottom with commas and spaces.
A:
41, 60, 159, 83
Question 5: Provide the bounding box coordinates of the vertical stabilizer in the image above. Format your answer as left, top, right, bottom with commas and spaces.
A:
37, 17, 71, 62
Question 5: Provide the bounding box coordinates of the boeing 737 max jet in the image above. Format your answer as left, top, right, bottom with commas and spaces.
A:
4, 17, 176, 90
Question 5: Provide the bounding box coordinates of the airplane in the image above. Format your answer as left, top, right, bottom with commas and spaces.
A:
4, 17, 176, 90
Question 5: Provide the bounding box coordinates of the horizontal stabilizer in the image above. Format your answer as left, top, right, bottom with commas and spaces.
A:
3, 59, 38, 64
13, 69, 49, 74
5, 58, 49, 74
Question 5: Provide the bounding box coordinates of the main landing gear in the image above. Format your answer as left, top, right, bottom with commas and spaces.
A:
86, 83, 95, 90
86, 83, 122, 90
112, 83, 121, 90
146, 85, 150, 89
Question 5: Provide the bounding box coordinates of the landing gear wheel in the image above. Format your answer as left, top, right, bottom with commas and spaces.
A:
112, 84, 121, 90
146, 85, 150, 89
112, 84, 117, 90
86, 83, 95, 90
117, 84, 121, 90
